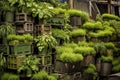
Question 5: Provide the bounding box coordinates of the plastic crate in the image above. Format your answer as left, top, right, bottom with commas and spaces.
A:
6, 54, 26, 69
15, 13, 33, 22
34, 24, 51, 36
7, 44, 31, 55
38, 54, 52, 66
16, 22, 33, 34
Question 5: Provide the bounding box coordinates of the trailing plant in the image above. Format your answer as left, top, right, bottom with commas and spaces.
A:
70, 29, 86, 37
0, 24, 15, 44
73, 46, 96, 56
83, 64, 98, 80
60, 52, 83, 63
51, 29, 70, 44
34, 34, 57, 54
102, 13, 120, 21
18, 55, 40, 77
100, 55, 113, 62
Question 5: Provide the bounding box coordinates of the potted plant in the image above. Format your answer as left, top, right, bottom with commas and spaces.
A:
34, 34, 57, 55
100, 55, 113, 76
74, 46, 96, 66
51, 29, 70, 45
18, 55, 40, 77
7, 34, 33, 55
61, 52, 84, 73
70, 29, 86, 42
83, 64, 98, 80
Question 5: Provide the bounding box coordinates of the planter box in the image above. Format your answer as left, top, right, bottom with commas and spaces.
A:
16, 22, 33, 34
7, 44, 31, 55
54, 60, 79, 74
38, 54, 52, 66
6, 54, 26, 69
34, 24, 51, 36
15, 13, 33, 22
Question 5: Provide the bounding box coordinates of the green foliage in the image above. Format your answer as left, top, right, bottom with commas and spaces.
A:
97, 30, 113, 37
0, 53, 6, 67
60, 53, 83, 63
0, 24, 15, 38
83, 64, 97, 80
31, 70, 57, 80
73, 46, 96, 56
7, 34, 33, 45
78, 41, 94, 47
34, 34, 57, 53
18, 55, 40, 77
52, 29, 70, 43
70, 29, 86, 37
94, 42, 107, 54
1, 73, 19, 80
67, 9, 89, 21
53, 8, 66, 14
63, 42, 78, 49
101, 55, 113, 62
56, 46, 73, 54
104, 42, 115, 49
102, 13, 120, 21
112, 57, 120, 72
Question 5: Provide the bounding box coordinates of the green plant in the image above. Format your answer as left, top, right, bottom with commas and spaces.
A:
70, 29, 86, 37
60, 52, 83, 63
83, 64, 97, 80
112, 57, 120, 72
67, 9, 89, 21
34, 34, 57, 54
74, 46, 96, 56
56, 46, 73, 54
7, 34, 33, 45
51, 29, 70, 43
1, 73, 19, 80
31, 70, 57, 80
63, 42, 78, 49
104, 42, 115, 49
102, 13, 120, 21
100, 55, 113, 62
0, 24, 15, 44
18, 55, 40, 77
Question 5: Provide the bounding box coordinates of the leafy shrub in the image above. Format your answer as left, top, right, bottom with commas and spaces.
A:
101, 55, 113, 62
70, 29, 86, 37
60, 53, 83, 63
73, 46, 96, 56
1, 73, 19, 80
112, 57, 120, 72
104, 42, 115, 49
63, 42, 78, 49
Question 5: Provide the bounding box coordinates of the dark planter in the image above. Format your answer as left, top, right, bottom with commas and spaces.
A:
83, 73, 93, 80
100, 62, 112, 76
4, 10, 14, 22
72, 36, 86, 43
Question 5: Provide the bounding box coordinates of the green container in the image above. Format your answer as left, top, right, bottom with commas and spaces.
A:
7, 44, 31, 55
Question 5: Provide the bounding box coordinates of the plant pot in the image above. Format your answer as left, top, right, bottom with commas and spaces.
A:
96, 58, 101, 73
70, 16, 82, 26
100, 62, 112, 76
83, 73, 93, 80
72, 36, 86, 43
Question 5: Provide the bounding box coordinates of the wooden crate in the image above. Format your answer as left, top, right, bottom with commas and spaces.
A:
6, 54, 26, 69
38, 54, 52, 66
7, 44, 31, 55
16, 22, 33, 34
15, 13, 33, 22
34, 24, 51, 36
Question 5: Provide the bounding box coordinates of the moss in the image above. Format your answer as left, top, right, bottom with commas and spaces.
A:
101, 56, 113, 62
70, 29, 86, 37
